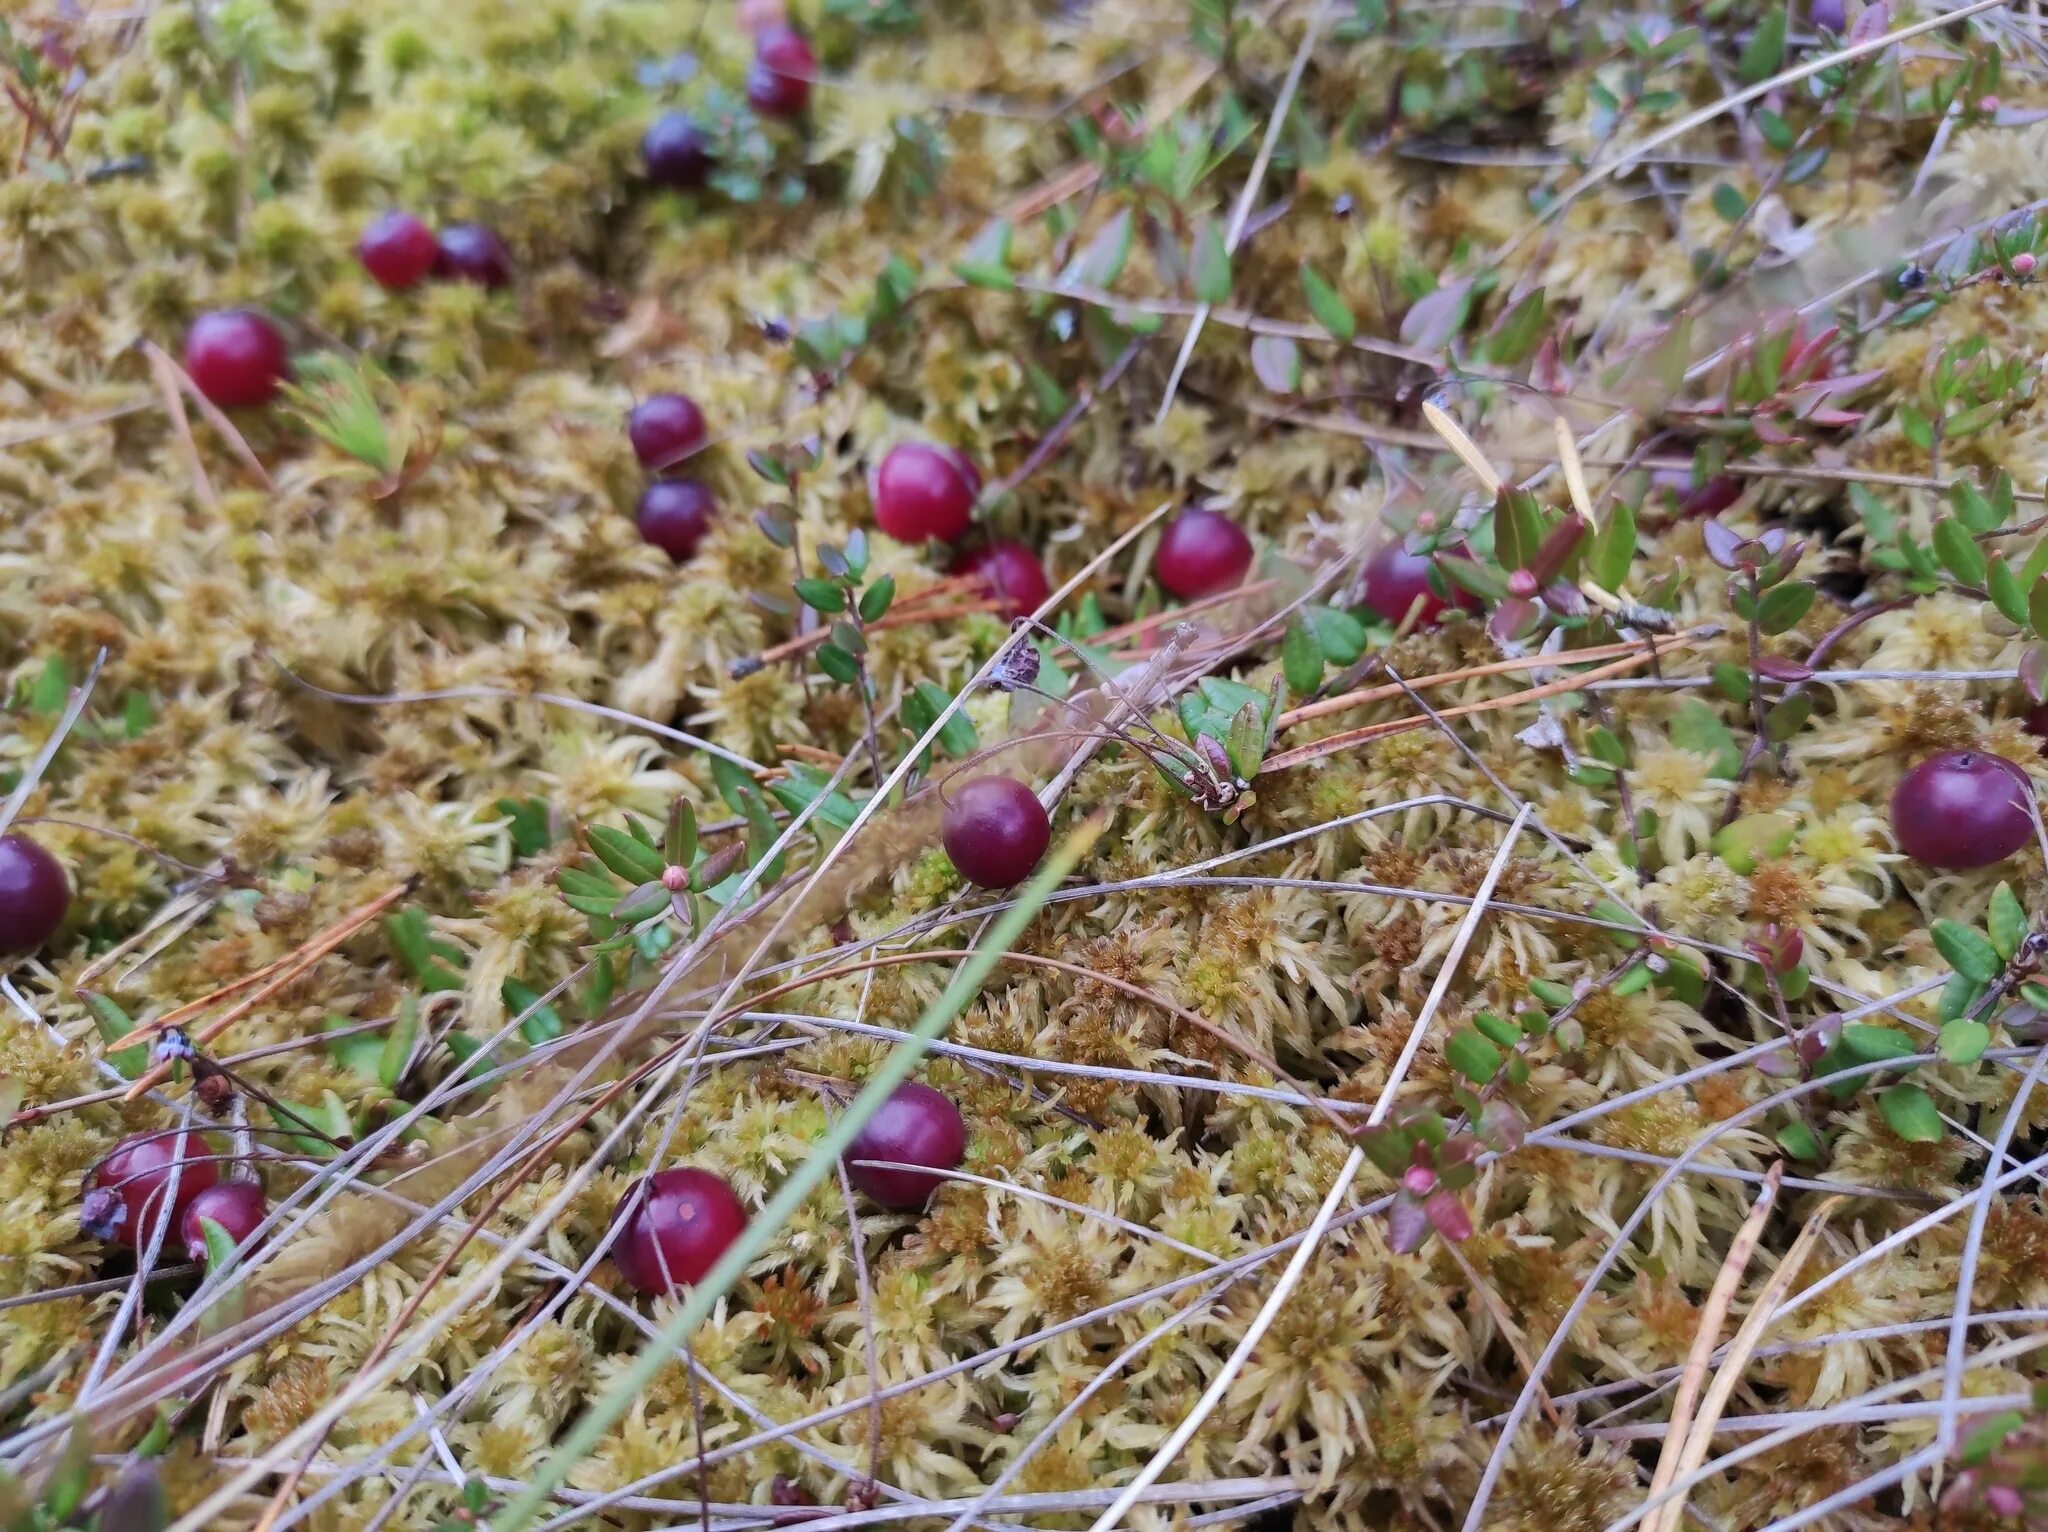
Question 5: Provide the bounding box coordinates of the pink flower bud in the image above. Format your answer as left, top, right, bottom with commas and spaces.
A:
1402, 1164, 1437, 1197
660, 865, 689, 892
1506, 569, 1539, 598
2014, 252, 2037, 276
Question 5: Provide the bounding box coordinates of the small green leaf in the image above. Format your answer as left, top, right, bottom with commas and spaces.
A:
1878, 1082, 1945, 1142
1299, 262, 1356, 342
1989, 882, 2027, 961
83, 992, 150, 1079
1282, 619, 1323, 695
586, 825, 668, 886
379, 994, 420, 1090
503, 978, 566, 1045
1473, 1011, 1522, 1049
1711, 181, 1748, 222
1775, 1119, 1822, 1160
902, 680, 979, 758
665, 797, 697, 869
1899, 402, 1936, 453
1671, 698, 1742, 778
1756, 580, 1815, 634
1070, 206, 1134, 289
1932, 918, 2003, 983
953, 218, 1014, 289
793, 578, 846, 613
1586, 502, 1636, 593
858, 574, 896, 623
1191, 218, 1231, 304
1765, 693, 1811, 743
1756, 107, 1795, 150
1445, 1029, 1504, 1081
1932, 515, 1989, 586
1938, 970, 1983, 1024
1491, 487, 1550, 573
1937, 1017, 1991, 1064
386, 909, 466, 992
1712, 661, 1751, 704
46, 1414, 92, 1520
1989, 552, 2029, 625
1839, 1023, 1919, 1065
1737, 6, 1787, 84
1486, 288, 1547, 366
1306, 605, 1369, 664
816, 643, 861, 685
495, 797, 555, 857
1249, 333, 1302, 394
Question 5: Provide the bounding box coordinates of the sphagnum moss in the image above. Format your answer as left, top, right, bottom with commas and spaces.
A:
7, 0, 2048, 1527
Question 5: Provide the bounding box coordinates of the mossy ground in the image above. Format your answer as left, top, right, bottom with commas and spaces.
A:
5, 0, 2048, 1528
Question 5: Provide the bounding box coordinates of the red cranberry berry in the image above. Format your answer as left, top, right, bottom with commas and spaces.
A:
1892, 749, 2037, 869
845, 1081, 967, 1209
874, 442, 979, 544
434, 223, 514, 288
90, 1132, 221, 1249
357, 212, 439, 291
0, 833, 68, 952
1362, 541, 1476, 627
941, 777, 1050, 889
180, 1180, 268, 1264
747, 25, 815, 119
612, 1167, 748, 1294
1155, 507, 1253, 600
637, 480, 717, 563
643, 111, 716, 190
183, 310, 289, 410
955, 539, 1050, 616
628, 393, 709, 472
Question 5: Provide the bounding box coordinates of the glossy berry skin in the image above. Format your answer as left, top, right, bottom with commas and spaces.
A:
0, 834, 68, 952
434, 223, 514, 288
845, 1082, 967, 1209
637, 480, 716, 563
874, 442, 979, 544
1362, 541, 1476, 627
1155, 507, 1253, 600
1892, 749, 2036, 869
955, 539, 1050, 616
643, 112, 715, 190
747, 25, 815, 119
941, 777, 1050, 890
91, 1132, 220, 1249
357, 212, 438, 291
180, 1180, 268, 1264
612, 1168, 748, 1294
628, 393, 709, 472
183, 310, 289, 410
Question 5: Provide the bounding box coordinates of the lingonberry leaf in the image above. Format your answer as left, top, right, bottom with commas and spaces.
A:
1299, 262, 1356, 342
1932, 918, 2002, 984
1878, 1082, 1944, 1142
1937, 1017, 1991, 1064
1988, 881, 2027, 961
1282, 619, 1323, 695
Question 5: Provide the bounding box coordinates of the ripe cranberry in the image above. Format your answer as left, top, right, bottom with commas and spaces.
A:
357, 212, 438, 290
183, 310, 289, 410
845, 1082, 966, 1209
180, 1180, 268, 1264
955, 539, 1050, 616
643, 112, 715, 190
1892, 749, 2037, 868
0, 833, 68, 952
874, 442, 979, 544
637, 480, 716, 562
612, 1167, 748, 1294
89, 1132, 220, 1249
941, 777, 1050, 889
1362, 541, 1476, 627
747, 25, 815, 119
1155, 507, 1253, 600
628, 393, 709, 472
434, 223, 514, 288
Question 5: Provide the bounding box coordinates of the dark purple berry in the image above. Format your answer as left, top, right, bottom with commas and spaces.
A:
844, 1081, 966, 1209
1810, 0, 1845, 30
90, 1132, 220, 1249
643, 111, 716, 190
183, 310, 289, 410
955, 539, 1050, 616
874, 442, 978, 544
1155, 507, 1252, 600
629, 393, 709, 472
1362, 541, 1476, 627
1892, 749, 2036, 869
357, 212, 439, 290
0, 833, 68, 952
612, 1167, 748, 1294
434, 223, 514, 288
747, 25, 815, 119
180, 1180, 268, 1264
637, 480, 716, 563
941, 777, 1050, 889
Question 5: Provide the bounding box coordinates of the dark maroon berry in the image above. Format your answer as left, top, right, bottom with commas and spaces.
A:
357, 211, 439, 291
183, 310, 289, 410
612, 1167, 748, 1294
637, 480, 716, 563
629, 393, 709, 472
1362, 541, 1476, 627
1892, 749, 2037, 869
844, 1081, 967, 1209
643, 111, 715, 190
180, 1180, 268, 1264
90, 1132, 220, 1249
955, 539, 1050, 616
1155, 507, 1253, 600
874, 442, 978, 544
747, 25, 815, 119
941, 776, 1050, 890
0, 833, 68, 952
434, 223, 514, 288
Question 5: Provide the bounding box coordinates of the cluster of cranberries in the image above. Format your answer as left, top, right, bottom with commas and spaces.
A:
611, 1082, 965, 1296
86, 1132, 268, 1265
640, 23, 815, 192
627, 393, 718, 563
870, 441, 1050, 617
